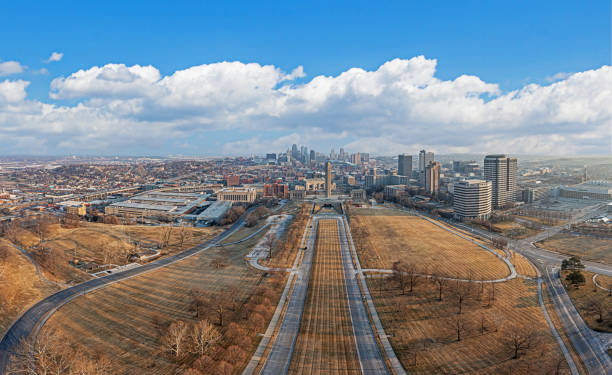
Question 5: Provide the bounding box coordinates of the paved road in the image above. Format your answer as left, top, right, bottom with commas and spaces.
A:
336, 216, 389, 375
260, 216, 318, 374
0, 207, 258, 375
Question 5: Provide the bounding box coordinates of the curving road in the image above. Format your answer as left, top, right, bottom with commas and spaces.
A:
0, 207, 258, 375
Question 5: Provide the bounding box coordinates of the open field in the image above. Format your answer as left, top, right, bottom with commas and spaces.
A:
46, 222, 221, 264
561, 271, 612, 333
288, 219, 361, 374
490, 221, 540, 239
0, 240, 59, 337
536, 234, 612, 264
350, 214, 509, 280
367, 276, 571, 374
41, 225, 286, 375
510, 252, 538, 278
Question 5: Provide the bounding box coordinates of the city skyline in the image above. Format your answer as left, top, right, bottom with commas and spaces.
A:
0, 1, 610, 156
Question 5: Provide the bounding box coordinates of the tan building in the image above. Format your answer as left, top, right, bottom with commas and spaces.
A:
304, 178, 326, 191
216, 187, 257, 203
453, 180, 492, 221
424, 161, 440, 195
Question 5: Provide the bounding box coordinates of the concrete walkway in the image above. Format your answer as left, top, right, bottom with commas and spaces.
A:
242, 214, 312, 375
258, 216, 318, 374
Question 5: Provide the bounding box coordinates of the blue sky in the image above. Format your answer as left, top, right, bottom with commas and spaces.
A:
0, 1, 610, 156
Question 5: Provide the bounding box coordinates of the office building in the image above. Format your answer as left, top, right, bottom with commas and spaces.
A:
484, 154, 517, 209
398, 154, 412, 177
419, 150, 434, 171
264, 183, 289, 199
424, 161, 440, 195
559, 181, 612, 201
225, 175, 240, 187
453, 180, 492, 220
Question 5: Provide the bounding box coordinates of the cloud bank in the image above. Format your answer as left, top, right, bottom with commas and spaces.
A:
0, 56, 610, 155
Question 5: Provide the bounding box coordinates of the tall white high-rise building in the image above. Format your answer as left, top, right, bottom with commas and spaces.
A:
484, 154, 517, 209
453, 180, 492, 220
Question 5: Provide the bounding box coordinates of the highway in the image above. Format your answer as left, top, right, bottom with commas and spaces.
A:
260, 215, 318, 374
0, 206, 258, 375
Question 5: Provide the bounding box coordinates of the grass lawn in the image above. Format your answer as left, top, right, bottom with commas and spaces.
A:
536, 234, 612, 265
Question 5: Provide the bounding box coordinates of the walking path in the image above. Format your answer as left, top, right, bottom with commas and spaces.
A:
246, 214, 294, 273
242, 215, 312, 375
259, 216, 318, 374
592, 274, 612, 293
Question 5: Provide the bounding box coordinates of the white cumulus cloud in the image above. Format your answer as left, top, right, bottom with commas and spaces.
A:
0, 61, 26, 76
45, 52, 64, 63
0, 56, 610, 155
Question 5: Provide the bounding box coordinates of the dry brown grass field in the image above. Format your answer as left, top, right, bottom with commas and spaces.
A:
288, 219, 361, 374
41, 224, 286, 375
561, 271, 612, 333
350, 214, 509, 280
367, 276, 571, 374
491, 221, 540, 239
0, 239, 59, 337
536, 234, 612, 264
510, 252, 538, 278
47, 222, 221, 264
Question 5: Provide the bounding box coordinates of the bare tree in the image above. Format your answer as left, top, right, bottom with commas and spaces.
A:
177, 224, 189, 248
188, 289, 207, 319
401, 263, 419, 293
212, 255, 228, 269
451, 316, 467, 341
262, 233, 277, 259
158, 226, 173, 249
502, 326, 540, 359
431, 272, 449, 301
452, 280, 472, 314
9, 329, 71, 375
163, 320, 188, 358
392, 261, 408, 294
479, 313, 487, 335
190, 319, 221, 356
587, 298, 605, 322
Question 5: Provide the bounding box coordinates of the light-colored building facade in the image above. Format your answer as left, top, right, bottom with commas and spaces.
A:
424, 161, 440, 195
453, 180, 492, 221
559, 181, 612, 201
419, 150, 434, 171
484, 154, 517, 209
217, 187, 257, 203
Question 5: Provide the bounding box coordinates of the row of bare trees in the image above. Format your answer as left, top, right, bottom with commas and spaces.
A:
157, 274, 285, 374
385, 261, 550, 369
9, 329, 112, 375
